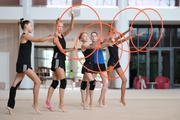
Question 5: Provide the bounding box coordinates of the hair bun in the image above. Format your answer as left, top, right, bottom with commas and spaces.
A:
56, 18, 60, 24
20, 18, 24, 22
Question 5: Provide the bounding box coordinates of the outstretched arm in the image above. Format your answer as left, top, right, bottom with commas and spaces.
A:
100, 37, 114, 48
116, 32, 144, 45
63, 9, 75, 36
64, 46, 77, 53
115, 27, 133, 41
21, 34, 55, 43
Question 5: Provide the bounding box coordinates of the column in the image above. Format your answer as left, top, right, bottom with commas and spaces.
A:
20, 0, 34, 89
70, 51, 78, 81
112, 0, 129, 88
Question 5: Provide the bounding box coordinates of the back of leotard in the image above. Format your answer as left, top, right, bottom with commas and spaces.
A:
108, 44, 118, 60
16, 33, 32, 67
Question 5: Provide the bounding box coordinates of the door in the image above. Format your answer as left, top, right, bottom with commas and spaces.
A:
174, 49, 180, 87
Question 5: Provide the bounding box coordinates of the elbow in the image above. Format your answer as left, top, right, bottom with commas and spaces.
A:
38, 39, 44, 42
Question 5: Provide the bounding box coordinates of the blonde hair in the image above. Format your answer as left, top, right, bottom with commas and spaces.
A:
56, 18, 63, 25
79, 32, 87, 40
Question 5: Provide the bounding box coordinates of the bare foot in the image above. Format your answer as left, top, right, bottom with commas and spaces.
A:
98, 99, 103, 108
81, 103, 84, 107
102, 100, 105, 106
59, 106, 67, 112
32, 105, 41, 114
6, 106, 13, 115
81, 102, 88, 110
89, 103, 94, 110
44, 104, 54, 112
120, 100, 126, 106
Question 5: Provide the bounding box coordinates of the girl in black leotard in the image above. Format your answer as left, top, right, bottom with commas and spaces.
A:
79, 32, 101, 110
7, 18, 55, 115
44, 9, 75, 112
107, 28, 144, 106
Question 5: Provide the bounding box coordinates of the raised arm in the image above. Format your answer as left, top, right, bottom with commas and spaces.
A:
63, 9, 75, 37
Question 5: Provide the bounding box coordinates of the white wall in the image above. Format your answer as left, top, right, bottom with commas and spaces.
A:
0, 52, 9, 89
0, 24, 19, 89
33, 23, 110, 47
0, 6, 180, 23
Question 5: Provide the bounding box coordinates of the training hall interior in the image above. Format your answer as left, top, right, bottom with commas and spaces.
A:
0, 0, 180, 120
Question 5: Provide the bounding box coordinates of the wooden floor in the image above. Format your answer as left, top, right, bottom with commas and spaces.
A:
0, 87, 180, 120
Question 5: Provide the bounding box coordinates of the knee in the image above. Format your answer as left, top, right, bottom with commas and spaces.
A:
81, 81, 87, 90
103, 80, 108, 89
34, 79, 41, 86
89, 80, 96, 90
60, 79, 67, 89
50, 80, 59, 89
122, 78, 127, 84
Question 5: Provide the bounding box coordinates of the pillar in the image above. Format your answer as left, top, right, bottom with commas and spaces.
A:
19, 0, 34, 89
112, 0, 129, 89
70, 51, 78, 81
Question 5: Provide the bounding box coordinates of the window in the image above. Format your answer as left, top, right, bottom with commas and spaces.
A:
150, 28, 160, 47
139, 28, 148, 47
34, 47, 71, 76
160, 28, 170, 47
128, 0, 177, 6
47, 0, 117, 6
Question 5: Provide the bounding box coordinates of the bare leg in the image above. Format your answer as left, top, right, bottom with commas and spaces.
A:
85, 72, 95, 110
107, 66, 114, 89
80, 75, 88, 110
142, 80, 147, 89
116, 68, 127, 106
44, 72, 58, 111
59, 88, 66, 112
7, 73, 24, 115
98, 72, 108, 107
24, 69, 42, 113
85, 82, 89, 106
55, 67, 67, 112
80, 75, 88, 108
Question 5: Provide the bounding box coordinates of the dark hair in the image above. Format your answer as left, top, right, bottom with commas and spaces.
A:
18, 18, 30, 30
79, 32, 87, 40
91, 31, 98, 36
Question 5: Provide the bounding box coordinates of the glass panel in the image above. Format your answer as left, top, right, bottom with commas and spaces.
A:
174, 49, 180, 86
34, 47, 53, 73
65, 52, 70, 77
172, 28, 180, 47
47, 0, 117, 6
0, 0, 20, 6
161, 51, 170, 78
139, 53, 146, 76
150, 28, 160, 47
77, 50, 85, 77
130, 28, 138, 47
128, 0, 177, 6
139, 28, 148, 47
150, 51, 158, 82
130, 52, 138, 88
160, 28, 170, 47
